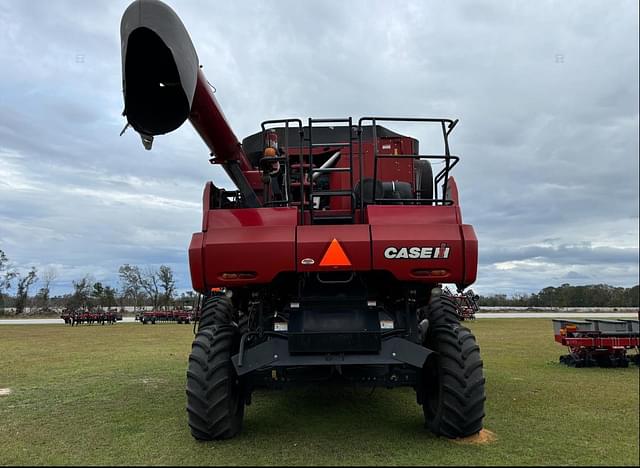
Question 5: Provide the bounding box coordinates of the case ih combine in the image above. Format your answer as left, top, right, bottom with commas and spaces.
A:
120, 0, 485, 440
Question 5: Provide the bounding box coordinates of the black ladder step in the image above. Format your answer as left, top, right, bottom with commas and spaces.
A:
311, 190, 354, 197
311, 214, 354, 220
309, 142, 353, 148
310, 216, 354, 224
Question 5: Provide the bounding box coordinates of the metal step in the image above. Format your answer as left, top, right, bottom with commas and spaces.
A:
312, 190, 354, 197
309, 142, 353, 148
311, 215, 354, 224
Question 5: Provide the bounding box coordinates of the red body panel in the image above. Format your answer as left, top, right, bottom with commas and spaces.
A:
203, 207, 298, 228
365, 205, 461, 226
446, 176, 460, 207
189, 232, 205, 291
191, 201, 478, 291
370, 224, 464, 283
461, 225, 478, 286
367, 205, 465, 284
201, 182, 212, 231
199, 208, 297, 288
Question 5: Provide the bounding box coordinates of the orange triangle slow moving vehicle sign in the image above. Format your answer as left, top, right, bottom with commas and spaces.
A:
319, 238, 352, 267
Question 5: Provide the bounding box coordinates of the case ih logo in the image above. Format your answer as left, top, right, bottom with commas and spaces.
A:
384, 243, 450, 259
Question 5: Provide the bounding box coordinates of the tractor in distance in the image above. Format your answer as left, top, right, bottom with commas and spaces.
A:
120, 0, 485, 440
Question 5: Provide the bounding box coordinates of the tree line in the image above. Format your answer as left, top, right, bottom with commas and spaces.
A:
0, 249, 196, 314
479, 283, 639, 308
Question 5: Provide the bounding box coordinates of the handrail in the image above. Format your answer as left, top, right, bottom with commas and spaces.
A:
254, 116, 461, 220
358, 117, 460, 217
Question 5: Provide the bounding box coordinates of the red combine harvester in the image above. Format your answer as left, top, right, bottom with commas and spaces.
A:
552, 319, 640, 367
120, 0, 485, 440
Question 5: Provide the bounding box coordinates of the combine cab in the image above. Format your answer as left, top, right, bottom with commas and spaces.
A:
120, 0, 485, 440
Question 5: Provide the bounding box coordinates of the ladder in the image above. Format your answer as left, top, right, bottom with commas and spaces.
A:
306, 118, 356, 225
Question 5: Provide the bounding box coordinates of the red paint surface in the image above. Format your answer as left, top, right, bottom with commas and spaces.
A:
190, 70, 252, 172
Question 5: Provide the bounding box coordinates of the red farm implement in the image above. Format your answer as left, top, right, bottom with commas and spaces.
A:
552, 319, 640, 368
61, 310, 119, 326
443, 286, 479, 321
136, 309, 193, 324
119, 0, 485, 440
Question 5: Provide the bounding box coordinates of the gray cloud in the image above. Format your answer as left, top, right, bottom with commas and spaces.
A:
0, 0, 637, 296
481, 243, 639, 267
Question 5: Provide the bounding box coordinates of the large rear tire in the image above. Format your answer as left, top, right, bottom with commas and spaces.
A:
186, 325, 244, 440
198, 296, 234, 330
419, 295, 486, 438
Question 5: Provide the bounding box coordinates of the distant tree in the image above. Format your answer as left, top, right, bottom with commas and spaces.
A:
624, 285, 640, 307
103, 286, 117, 309
92, 282, 105, 309
479, 284, 639, 308
181, 290, 196, 303
35, 267, 57, 312
141, 267, 161, 310
15, 267, 38, 314
119, 264, 144, 310
118, 264, 164, 309
158, 265, 176, 308
0, 249, 18, 305
66, 275, 92, 311
176, 290, 197, 310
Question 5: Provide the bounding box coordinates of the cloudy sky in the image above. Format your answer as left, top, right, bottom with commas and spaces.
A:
0, 0, 638, 297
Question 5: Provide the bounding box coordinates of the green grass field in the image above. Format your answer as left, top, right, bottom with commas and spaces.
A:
0, 319, 638, 466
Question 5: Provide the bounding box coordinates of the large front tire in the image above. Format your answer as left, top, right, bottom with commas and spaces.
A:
420, 296, 486, 438
186, 325, 244, 440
